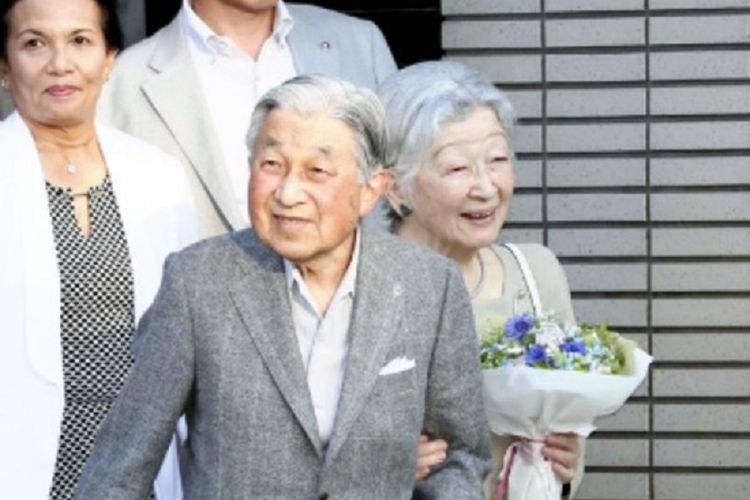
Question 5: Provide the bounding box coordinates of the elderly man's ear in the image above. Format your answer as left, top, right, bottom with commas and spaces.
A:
384, 180, 413, 218
359, 167, 392, 217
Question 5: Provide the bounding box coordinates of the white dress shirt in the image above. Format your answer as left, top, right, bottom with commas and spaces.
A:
181, 0, 296, 225
284, 233, 361, 447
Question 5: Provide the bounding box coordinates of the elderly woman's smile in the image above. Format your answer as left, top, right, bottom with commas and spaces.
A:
398, 106, 514, 255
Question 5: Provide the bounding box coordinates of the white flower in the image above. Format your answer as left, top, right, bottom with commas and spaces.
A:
534, 321, 566, 348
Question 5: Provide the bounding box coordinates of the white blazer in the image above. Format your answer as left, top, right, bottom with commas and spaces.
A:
0, 112, 199, 499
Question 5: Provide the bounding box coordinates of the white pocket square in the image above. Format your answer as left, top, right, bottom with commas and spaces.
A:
378, 356, 415, 376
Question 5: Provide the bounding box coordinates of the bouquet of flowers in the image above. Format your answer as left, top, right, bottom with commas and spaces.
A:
480, 312, 652, 500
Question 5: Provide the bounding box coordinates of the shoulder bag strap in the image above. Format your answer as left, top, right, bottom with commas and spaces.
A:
502, 243, 543, 316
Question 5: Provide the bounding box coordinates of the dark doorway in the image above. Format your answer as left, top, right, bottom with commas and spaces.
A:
144, 1, 441, 68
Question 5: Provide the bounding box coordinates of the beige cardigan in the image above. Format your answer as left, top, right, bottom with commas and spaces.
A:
474, 243, 585, 500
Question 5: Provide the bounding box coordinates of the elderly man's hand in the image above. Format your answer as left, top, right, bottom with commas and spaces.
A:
414, 433, 448, 482
542, 433, 581, 484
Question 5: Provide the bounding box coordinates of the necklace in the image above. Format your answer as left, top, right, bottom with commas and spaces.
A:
34, 134, 97, 177
469, 251, 485, 299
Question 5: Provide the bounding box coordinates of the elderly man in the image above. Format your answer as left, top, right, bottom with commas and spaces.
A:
75, 75, 489, 499
97, 0, 397, 236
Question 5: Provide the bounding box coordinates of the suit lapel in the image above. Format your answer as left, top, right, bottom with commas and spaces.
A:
323, 229, 404, 465
228, 232, 323, 456
141, 18, 244, 229
288, 10, 342, 76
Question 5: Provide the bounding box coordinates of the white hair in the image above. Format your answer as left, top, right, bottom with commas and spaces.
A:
246, 74, 388, 180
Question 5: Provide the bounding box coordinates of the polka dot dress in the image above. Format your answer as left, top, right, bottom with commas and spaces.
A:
45, 177, 154, 500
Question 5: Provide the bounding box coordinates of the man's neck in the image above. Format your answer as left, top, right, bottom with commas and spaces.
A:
293, 234, 357, 315
191, 0, 276, 59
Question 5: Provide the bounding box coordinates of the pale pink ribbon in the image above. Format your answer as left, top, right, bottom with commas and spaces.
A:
494, 439, 546, 500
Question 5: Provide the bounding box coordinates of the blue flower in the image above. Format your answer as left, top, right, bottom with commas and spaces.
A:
560, 340, 588, 355
505, 313, 535, 340
525, 344, 550, 366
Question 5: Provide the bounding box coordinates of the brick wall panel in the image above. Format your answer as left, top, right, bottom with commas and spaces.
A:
652, 193, 750, 221
652, 263, 750, 291
651, 157, 750, 186
547, 123, 646, 152
596, 403, 651, 432
651, 86, 750, 115
654, 404, 750, 432
446, 55, 542, 83
652, 228, 750, 256
547, 88, 646, 117
654, 439, 750, 467
653, 333, 750, 362
654, 474, 750, 500
546, 18, 645, 47
650, 51, 750, 80
573, 298, 648, 327
578, 473, 650, 500
547, 158, 646, 187
653, 368, 750, 397
549, 228, 648, 257
443, 20, 541, 49
565, 263, 648, 292
548, 193, 645, 221
548, 53, 646, 82
650, 15, 750, 45
651, 121, 750, 150
441, 0, 540, 14
653, 298, 750, 327
547, 0, 645, 11
587, 439, 650, 467
514, 160, 543, 188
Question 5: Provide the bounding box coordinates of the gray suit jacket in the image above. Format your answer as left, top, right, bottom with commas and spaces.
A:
75, 227, 490, 500
97, 4, 397, 237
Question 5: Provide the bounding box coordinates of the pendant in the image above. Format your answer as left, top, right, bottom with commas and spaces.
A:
65, 163, 76, 175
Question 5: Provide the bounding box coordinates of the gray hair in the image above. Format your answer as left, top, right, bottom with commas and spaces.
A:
377, 61, 517, 218
246, 74, 388, 180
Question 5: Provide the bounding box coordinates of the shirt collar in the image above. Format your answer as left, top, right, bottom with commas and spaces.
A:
284, 229, 361, 311
180, 0, 294, 56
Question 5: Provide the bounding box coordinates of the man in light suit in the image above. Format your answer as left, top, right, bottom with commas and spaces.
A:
98, 0, 397, 236
75, 75, 489, 499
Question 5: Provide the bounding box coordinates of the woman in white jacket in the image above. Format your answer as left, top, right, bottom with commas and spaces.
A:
0, 0, 197, 498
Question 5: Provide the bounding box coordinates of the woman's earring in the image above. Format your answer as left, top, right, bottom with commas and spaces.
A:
0, 77, 7, 89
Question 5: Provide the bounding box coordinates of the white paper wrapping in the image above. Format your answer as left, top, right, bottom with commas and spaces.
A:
483, 343, 652, 500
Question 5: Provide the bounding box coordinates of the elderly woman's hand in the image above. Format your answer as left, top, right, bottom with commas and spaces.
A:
542, 433, 581, 484
414, 433, 448, 482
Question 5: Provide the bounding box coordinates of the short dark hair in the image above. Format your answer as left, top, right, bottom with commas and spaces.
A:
0, 0, 123, 62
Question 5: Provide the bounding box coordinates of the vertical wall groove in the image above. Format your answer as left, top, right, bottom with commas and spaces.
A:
644, 2, 655, 498
541, 0, 550, 247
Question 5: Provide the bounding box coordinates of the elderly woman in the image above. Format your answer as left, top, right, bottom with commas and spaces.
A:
379, 61, 585, 499
0, 0, 197, 498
